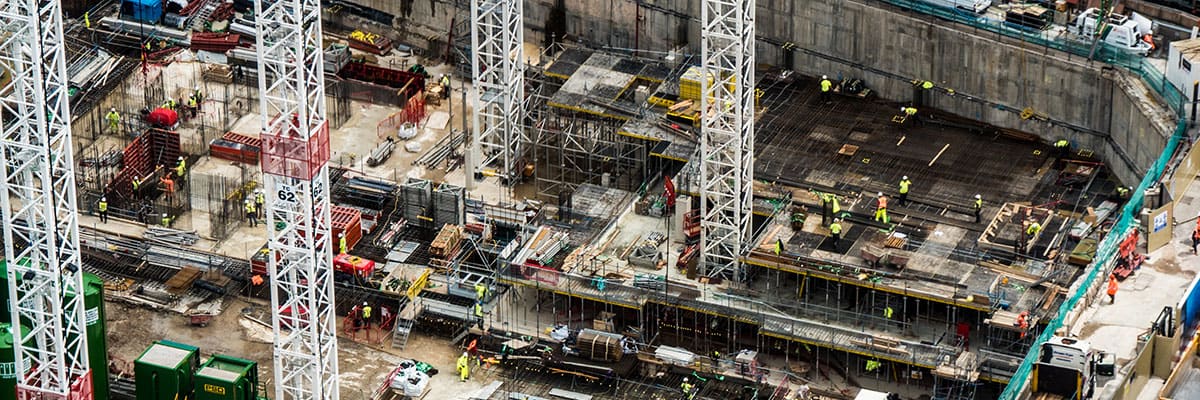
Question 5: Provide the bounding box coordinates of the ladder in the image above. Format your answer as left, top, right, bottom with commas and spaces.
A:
391, 318, 414, 350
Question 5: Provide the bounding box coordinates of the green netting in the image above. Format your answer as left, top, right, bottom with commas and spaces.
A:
999, 119, 1186, 399
883, 0, 1187, 117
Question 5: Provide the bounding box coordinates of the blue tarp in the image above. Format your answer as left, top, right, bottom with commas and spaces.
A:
122, 0, 163, 24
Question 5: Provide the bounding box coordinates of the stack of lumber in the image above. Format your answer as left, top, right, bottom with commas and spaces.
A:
430, 224, 462, 259
576, 329, 623, 362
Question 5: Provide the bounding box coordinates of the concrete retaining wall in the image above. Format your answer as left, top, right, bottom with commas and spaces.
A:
360, 0, 1177, 184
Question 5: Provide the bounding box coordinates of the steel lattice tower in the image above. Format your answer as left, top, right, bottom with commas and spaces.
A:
700, 0, 755, 282
254, 0, 339, 399
0, 0, 94, 398
470, 0, 525, 179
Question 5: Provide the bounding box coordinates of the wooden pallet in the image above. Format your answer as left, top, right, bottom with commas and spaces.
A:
165, 267, 202, 293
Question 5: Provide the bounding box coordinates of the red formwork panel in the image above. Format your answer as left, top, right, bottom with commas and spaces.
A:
331, 205, 363, 251
210, 132, 262, 164
260, 115, 330, 180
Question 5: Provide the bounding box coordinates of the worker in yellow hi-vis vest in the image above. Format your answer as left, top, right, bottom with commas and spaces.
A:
97, 197, 108, 223
898, 176, 911, 207
819, 75, 833, 104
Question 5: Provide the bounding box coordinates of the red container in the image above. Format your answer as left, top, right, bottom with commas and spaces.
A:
330, 206, 363, 251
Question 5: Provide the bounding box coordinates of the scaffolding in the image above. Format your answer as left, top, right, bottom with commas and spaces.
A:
531, 111, 646, 200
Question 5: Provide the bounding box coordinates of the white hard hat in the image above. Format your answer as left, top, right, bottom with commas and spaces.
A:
822, 75, 827, 79
110, 107, 115, 112
878, 192, 883, 197
162, 213, 168, 217
363, 302, 368, 306
101, 197, 106, 201
900, 107, 905, 112
462, 352, 468, 357
194, 86, 199, 90
902, 176, 908, 180
684, 377, 689, 382
178, 156, 184, 160
975, 194, 981, 199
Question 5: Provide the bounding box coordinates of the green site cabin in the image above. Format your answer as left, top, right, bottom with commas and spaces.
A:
135, 340, 201, 400
193, 354, 266, 400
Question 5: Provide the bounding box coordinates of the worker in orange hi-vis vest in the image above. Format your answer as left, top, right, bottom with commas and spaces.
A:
1106, 274, 1119, 304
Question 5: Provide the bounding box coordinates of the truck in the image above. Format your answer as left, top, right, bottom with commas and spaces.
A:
1032, 337, 1098, 400
1068, 8, 1154, 56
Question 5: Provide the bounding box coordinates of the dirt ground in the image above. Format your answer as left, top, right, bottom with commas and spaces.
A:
105, 297, 498, 399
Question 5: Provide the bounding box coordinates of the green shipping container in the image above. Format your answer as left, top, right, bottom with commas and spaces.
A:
135, 341, 200, 400
81, 273, 110, 400
193, 355, 260, 400
0, 323, 30, 400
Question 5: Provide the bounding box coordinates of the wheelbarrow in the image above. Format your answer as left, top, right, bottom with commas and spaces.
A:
187, 312, 215, 327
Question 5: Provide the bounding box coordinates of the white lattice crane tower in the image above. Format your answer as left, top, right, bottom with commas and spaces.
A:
253, 0, 339, 399
0, 0, 93, 399
470, 0, 525, 179
700, 0, 755, 281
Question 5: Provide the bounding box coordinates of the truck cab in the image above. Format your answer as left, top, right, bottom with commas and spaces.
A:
1069, 8, 1154, 55
1033, 337, 1097, 400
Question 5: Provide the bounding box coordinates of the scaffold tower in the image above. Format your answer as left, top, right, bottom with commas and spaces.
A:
700, 0, 756, 281
0, 0, 94, 398
253, 0, 340, 398
470, 0, 526, 179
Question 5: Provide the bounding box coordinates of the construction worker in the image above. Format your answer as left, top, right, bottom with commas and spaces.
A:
175, 156, 187, 180
1114, 186, 1133, 202
193, 86, 204, 107
440, 74, 451, 99
1054, 138, 1070, 158
1024, 220, 1042, 253
874, 192, 889, 224
884, 306, 894, 320
457, 352, 470, 382
473, 301, 485, 330
475, 282, 487, 301
898, 176, 911, 206
819, 75, 833, 104
829, 219, 843, 251
1192, 224, 1200, 255
1106, 274, 1118, 304
338, 232, 347, 254
132, 176, 141, 198
245, 200, 257, 227
106, 108, 120, 133
160, 175, 175, 203
821, 192, 841, 226
902, 105, 916, 126
162, 98, 177, 110
681, 377, 694, 398
361, 302, 372, 328
186, 94, 198, 118
161, 213, 171, 228
97, 197, 108, 223
255, 190, 265, 223
972, 194, 983, 223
